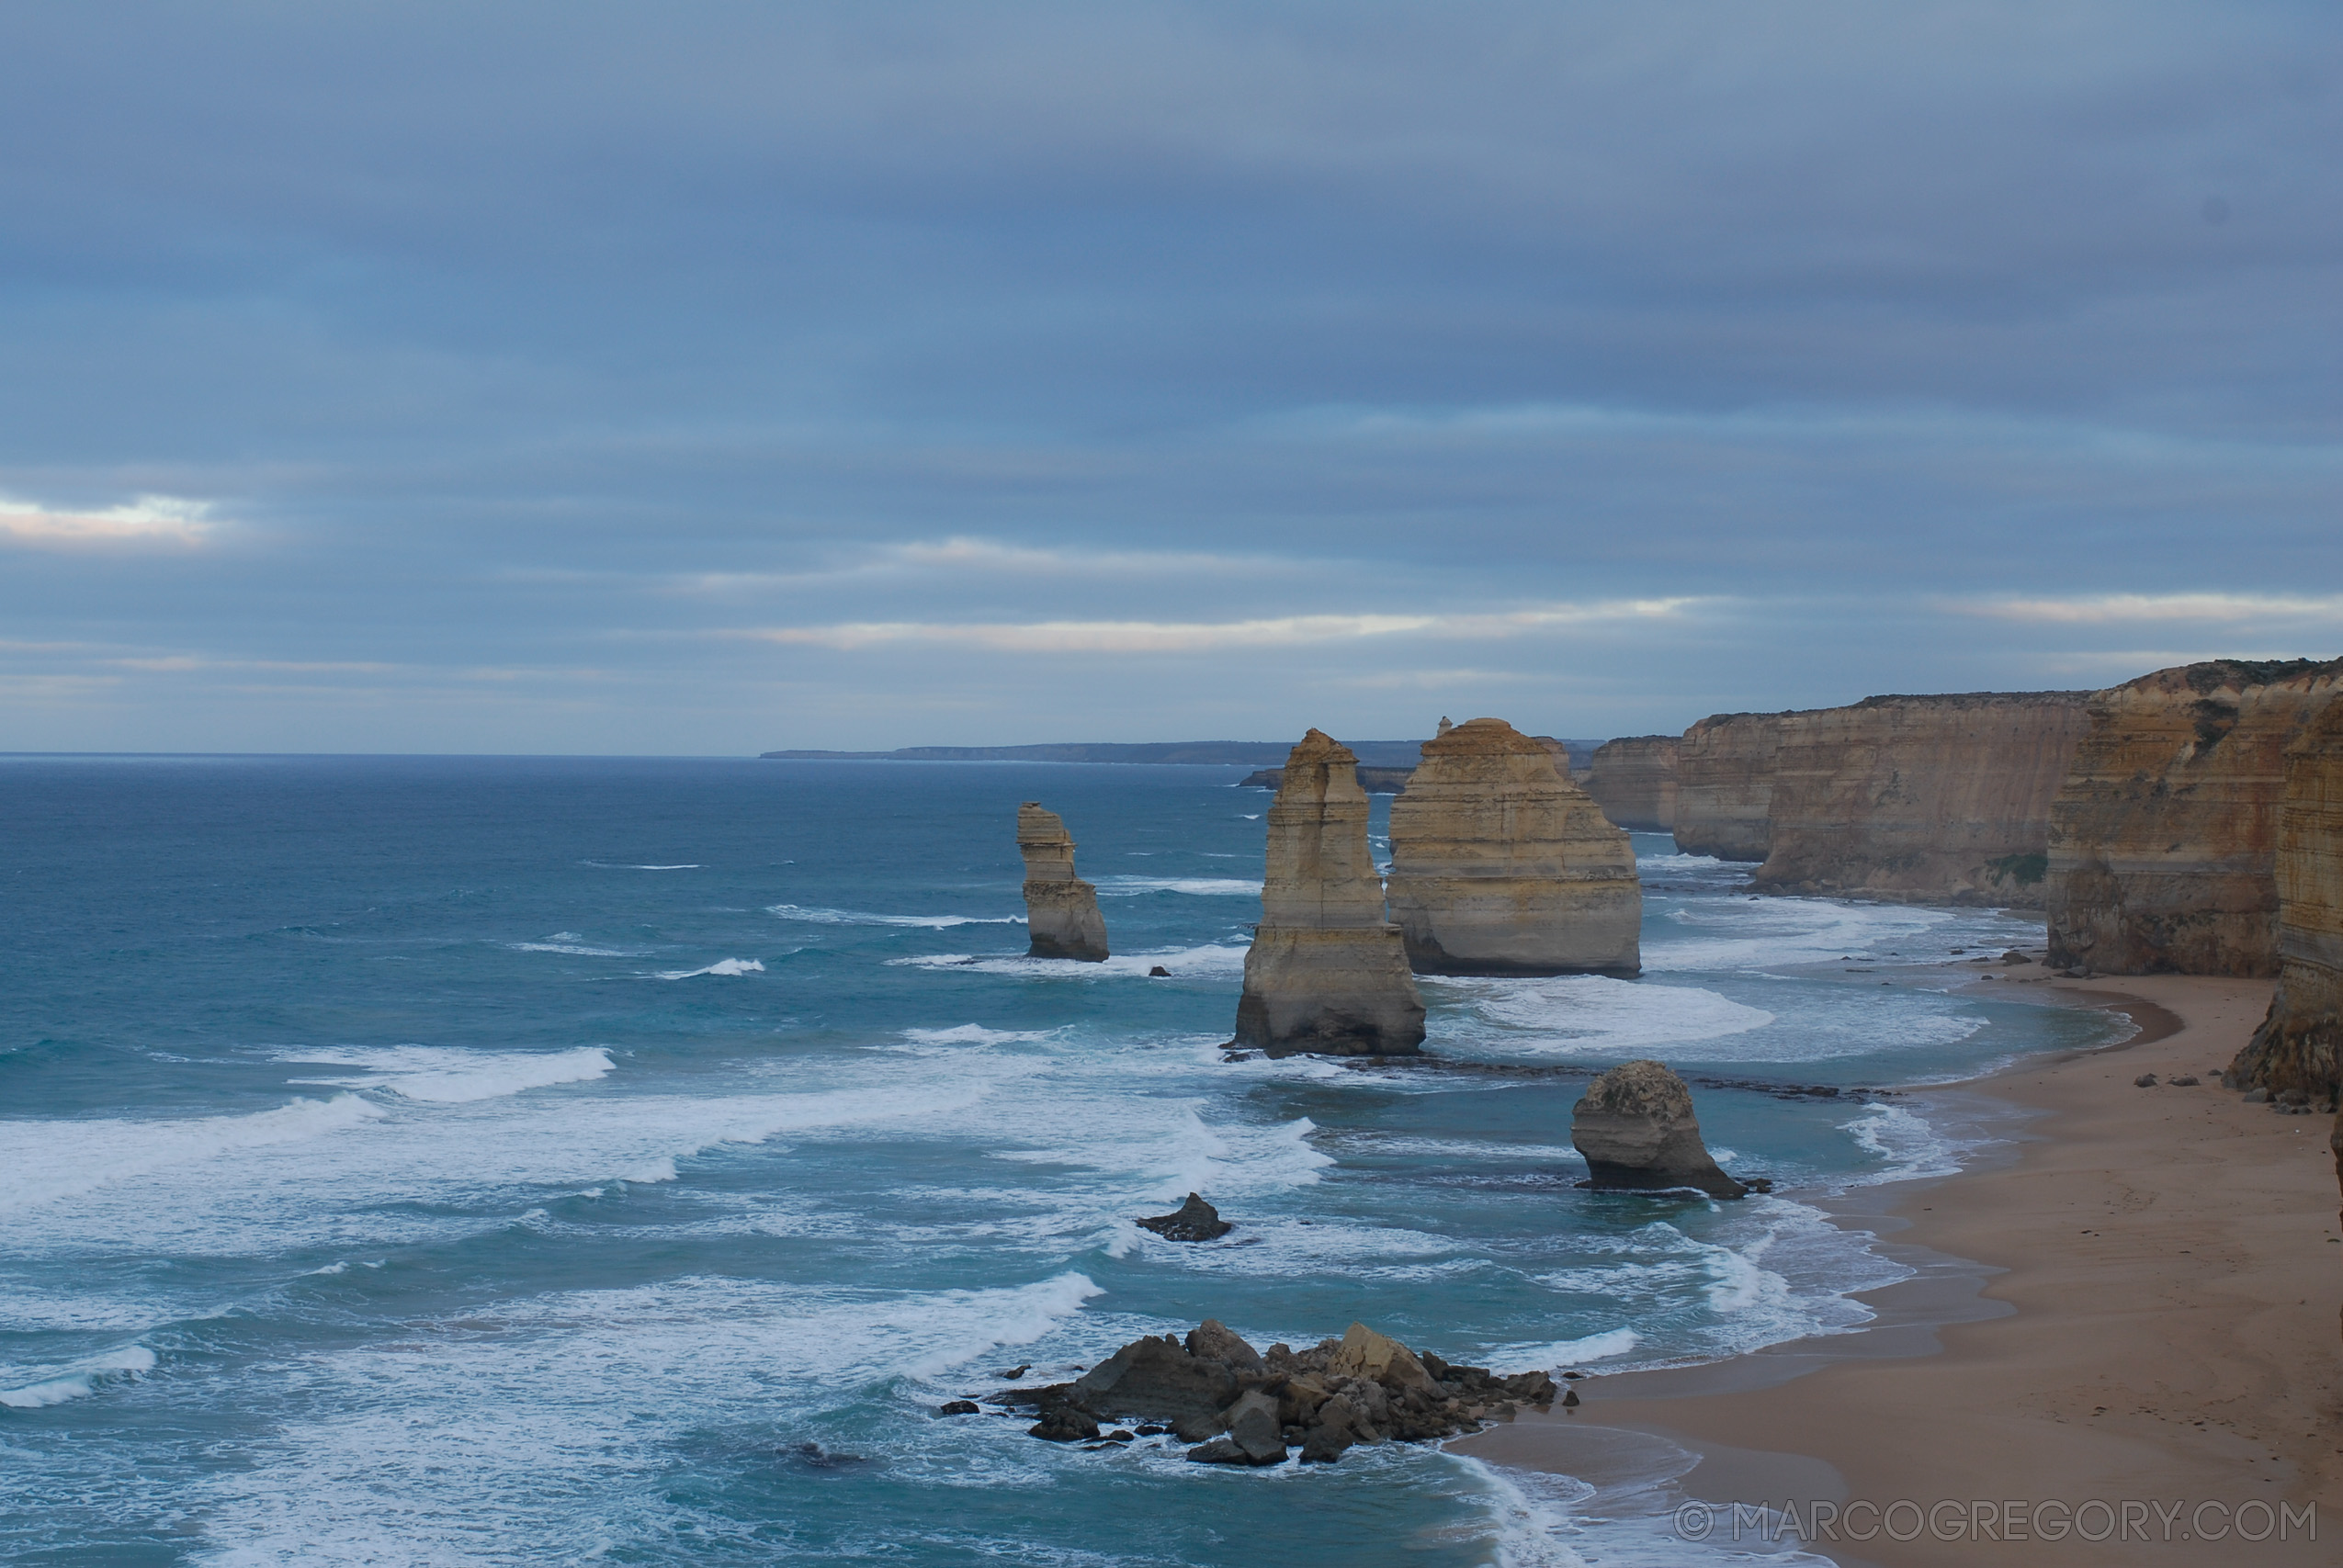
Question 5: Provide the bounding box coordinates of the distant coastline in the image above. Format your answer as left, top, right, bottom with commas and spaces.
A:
759, 738, 1607, 769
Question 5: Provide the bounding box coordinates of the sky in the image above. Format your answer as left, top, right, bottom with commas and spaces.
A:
2, 1, 2338, 753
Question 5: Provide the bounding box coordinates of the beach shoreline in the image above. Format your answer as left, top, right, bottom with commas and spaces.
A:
1453, 963, 2342, 1565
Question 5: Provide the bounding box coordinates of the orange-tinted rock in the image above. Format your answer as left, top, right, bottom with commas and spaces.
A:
1018, 803, 1109, 961
2047, 660, 2343, 975
1233, 731, 1425, 1056
1386, 717, 1640, 976
1585, 736, 1679, 833
1673, 713, 1783, 861
1750, 693, 2092, 906
2227, 694, 2343, 1100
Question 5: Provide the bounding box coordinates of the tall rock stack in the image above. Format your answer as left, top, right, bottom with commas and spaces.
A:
1017, 803, 1110, 961
2226, 694, 2343, 1104
2045, 659, 2343, 975
1233, 730, 1426, 1057
1672, 712, 1783, 861
1584, 736, 1679, 833
1749, 692, 2093, 907
1386, 717, 1641, 976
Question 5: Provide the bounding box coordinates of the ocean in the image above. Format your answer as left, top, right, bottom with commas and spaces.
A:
0, 756, 2120, 1565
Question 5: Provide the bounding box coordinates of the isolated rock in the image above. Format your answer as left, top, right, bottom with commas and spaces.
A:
1018, 803, 1110, 961
1233, 731, 1426, 1056
1387, 716, 1640, 976
1570, 1059, 1747, 1199
2226, 692, 2343, 1103
2047, 660, 2343, 975
1584, 735, 1680, 833
1137, 1193, 1234, 1242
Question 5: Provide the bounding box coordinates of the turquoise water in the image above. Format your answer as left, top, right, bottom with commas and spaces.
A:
0, 757, 2117, 1564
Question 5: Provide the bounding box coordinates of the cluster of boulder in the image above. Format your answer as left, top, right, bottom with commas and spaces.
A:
989, 1320, 1558, 1466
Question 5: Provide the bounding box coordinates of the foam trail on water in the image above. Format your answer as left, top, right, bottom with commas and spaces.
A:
770, 904, 1023, 929
280, 1045, 617, 1102
653, 958, 764, 979
1092, 875, 1263, 897
1490, 1326, 1640, 1370
891, 942, 1249, 979
583, 862, 700, 870
0, 1345, 156, 1409
0, 1095, 382, 1213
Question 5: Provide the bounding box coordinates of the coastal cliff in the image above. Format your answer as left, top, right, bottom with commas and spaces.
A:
1672, 713, 1782, 861
2046, 660, 2343, 976
1749, 692, 2092, 906
1584, 736, 1678, 832
1232, 731, 1426, 1056
2226, 694, 2343, 1103
1017, 804, 1110, 961
1386, 717, 1640, 976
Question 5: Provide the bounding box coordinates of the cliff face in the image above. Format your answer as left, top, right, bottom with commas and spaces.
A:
1017, 803, 1110, 961
2046, 660, 2343, 976
1585, 736, 1679, 833
1749, 692, 2092, 906
1386, 717, 1640, 976
1672, 713, 1782, 861
1233, 730, 1426, 1056
2226, 694, 2343, 1101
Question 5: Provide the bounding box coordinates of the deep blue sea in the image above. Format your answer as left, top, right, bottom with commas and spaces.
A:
0, 757, 2119, 1565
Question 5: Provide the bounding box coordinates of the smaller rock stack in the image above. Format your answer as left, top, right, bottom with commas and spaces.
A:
1570, 1059, 1747, 1199
1017, 803, 1109, 961
1233, 731, 1425, 1056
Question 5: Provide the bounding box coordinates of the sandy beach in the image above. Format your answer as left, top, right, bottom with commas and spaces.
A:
1454, 964, 2343, 1564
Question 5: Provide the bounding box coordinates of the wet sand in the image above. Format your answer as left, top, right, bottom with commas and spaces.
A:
1454, 964, 2343, 1565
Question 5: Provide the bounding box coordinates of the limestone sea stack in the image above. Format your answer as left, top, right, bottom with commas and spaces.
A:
1385, 717, 1640, 976
1672, 712, 1783, 861
1233, 730, 1426, 1056
1569, 1059, 1746, 1198
2046, 660, 2343, 975
2226, 694, 2343, 1105
1017, 803, 1109, 961
1584, 735, 1679, 833
1749, 692, 2092, 906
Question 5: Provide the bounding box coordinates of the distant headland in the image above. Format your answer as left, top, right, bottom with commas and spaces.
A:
759, 738, 1607, 769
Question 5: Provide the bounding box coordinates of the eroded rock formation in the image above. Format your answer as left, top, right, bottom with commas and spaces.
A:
1570, 1059, 1746, 1198
1233, 731, 1425, 1056
1386, 716, 1640, 976
2046, 660, 2343, 975
1585, 736, 1679, 833
998, 1319, 1556, 1465
2226, 694, 2343, 1103
1749, 692, 2092, 906
1017, 803, 1109, 961
1673, 712, 1783, 861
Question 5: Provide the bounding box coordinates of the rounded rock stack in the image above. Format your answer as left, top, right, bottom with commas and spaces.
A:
1017, 803, 1109, 961
1386, 716, 1641, 976
1232, 730, 1425, 1056
1569, 1059, 1746, 1199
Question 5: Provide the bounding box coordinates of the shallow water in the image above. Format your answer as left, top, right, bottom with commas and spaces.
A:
0, 757, 2116, 1564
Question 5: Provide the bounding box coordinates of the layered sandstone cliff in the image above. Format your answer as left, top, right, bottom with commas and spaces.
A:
2226, 694, 2343, 1101
1386, 717, 1640, 976
2046, 660, 2343, 976
1018, 803, 1110, 961
1584, 736, 1678, 833
1672, 713, 1783, 861
1233, 731, 1425, 1057
1749, 692, 2092, 907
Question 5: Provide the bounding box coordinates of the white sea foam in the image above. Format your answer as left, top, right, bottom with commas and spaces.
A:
653, 958, 764, 979
899, 1024, 1062, 1047
582, 861, 700, 870
1642, 896, 1956, 974
0, 1094, 383, 1213
1839, 1101, 1965, 1185
1488, 1326, 1641, 1370
1634, 851, 1726, 871
1091, 875, 1263, 897
280, 1045, 617, 1103
890, 942, 1249, 979
769, 903, 1023, 928
1443, 975, 1773, 1056
0, 1344, 156, 1409
510, 939, 642, 956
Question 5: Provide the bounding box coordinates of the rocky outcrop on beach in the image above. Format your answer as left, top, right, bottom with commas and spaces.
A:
1672, 712, 1783, 861
1749, 692, 2092, 907
1570, 1059, 1747, 1198
2046, 660, 2343, 976
999, 1320, 1557, 1464
1233, 731, 1425, 1057
1385, 717, 1640, 976
1017, 803, 1110, 961
1584, 736, 1678, 832
2226, 694, 2343, 1105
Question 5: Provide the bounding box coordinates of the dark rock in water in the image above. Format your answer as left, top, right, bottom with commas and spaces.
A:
1103, 1429, 1136, 1443
1185, 1318, 1262, 1370
937, 1400, 979, 1416
1186, 1435, 1250, 1464
1072, 1336, 1239, 1426
1741, 1177, 1775, 1193
1135, 1423, 1172, 1436
2135, 1073, 2159, 1088
1569, 1060, 1747, 1199
786, 1441, 877, 1470
1137, 1192, 1233, 1241
1149, 964, 1172, 976
996, 1364, 1030, 1380
1027, 1401, 1100, 1443
1222, 1389, 1288, 1464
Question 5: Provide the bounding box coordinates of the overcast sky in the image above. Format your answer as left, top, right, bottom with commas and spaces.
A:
3, 2, 2337, 752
